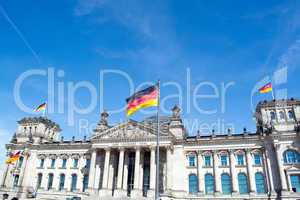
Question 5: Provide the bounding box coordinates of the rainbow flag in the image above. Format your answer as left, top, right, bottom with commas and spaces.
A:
126, 85, 158, 116
6, 151, 21, 165
34, 102, 47, 112
259, 82, 273, 94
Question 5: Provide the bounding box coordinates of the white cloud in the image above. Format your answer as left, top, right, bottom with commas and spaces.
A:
74, 0, 184, 80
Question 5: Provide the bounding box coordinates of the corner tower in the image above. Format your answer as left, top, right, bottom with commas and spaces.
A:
15, 117, 61, 144
255, 98, 300, 134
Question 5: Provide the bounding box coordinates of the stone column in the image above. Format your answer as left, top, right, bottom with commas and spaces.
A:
276, 145, 288, 191
132, 147, 142, 197
77, 156, 84, 192
198, 151, 205, 194
246, 149, 255, 194
148, 146, 156, 197
122, 151, 129, 191
264, 140, 278, 194
229, 150, 238, 194
102, 148, 111, 189
139, 150, 144, 190
262, 149, 271, 194
107, 152, 114, 190
117, 148, 125, 189
94, 165, 101, 189
115, 148, 126, 197
166, 147, 173, 193
18, 155, 29, 189
1, 164, 9, 187
88, 150, 97, 192
213, 151, 221, 194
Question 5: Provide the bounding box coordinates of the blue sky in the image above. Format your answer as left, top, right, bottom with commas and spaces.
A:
0, 0, 300, 165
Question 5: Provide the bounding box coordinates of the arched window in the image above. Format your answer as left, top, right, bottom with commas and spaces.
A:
288, 110, 295, 120
47, 173, 54, 190
221, 173, 232, 194
188, 174, 198, 194
83, 175, 89, 192
270, 111, 276, 121
71, 174, 77, 192
37, 173, 43, 189
279, 111, 285, 120
283, 150, 300, 164
255, 172, 266, 193
59, 174, 65, 191
205, 174, 214, 194
238, 173, 249, 194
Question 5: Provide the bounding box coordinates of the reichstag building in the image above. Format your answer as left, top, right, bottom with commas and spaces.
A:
1, 99, 300, 200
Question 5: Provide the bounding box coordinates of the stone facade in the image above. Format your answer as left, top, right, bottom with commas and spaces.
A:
1, 99, 300, 200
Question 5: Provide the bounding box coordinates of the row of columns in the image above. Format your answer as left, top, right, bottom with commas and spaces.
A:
88, 146, 169, 197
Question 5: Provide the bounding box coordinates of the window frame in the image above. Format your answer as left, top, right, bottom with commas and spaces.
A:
71, 174, 78, 192
237, 154, 245, 166
37, 173, 43, 189
221, 173, 232, 194
220, 155, 228, 166
238, 173, 249, 194
188, 155, 196, 167
205, 173, 214, 194
204, 155, 212, 167
253, 154, 262, 166
255, 172, 266, 194
50, 159, 56, 168
59, 174, 65, 191
73, 158, 79, 168
283, 150, 300, 164
62, 159, 67, 168
188, 174, 198, 194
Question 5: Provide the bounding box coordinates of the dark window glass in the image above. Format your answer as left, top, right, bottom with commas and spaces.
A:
255, 172, 266, 193
205, 174, 214, 194
221, 173, 232, 194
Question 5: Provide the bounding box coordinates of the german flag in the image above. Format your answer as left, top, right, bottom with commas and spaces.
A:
5, 151, 21, 165
126, 85, 159, 116
259, 82, 273, 94
34, 102, 47, 112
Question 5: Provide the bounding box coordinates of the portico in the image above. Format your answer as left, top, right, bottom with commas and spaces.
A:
88, 145, 169, 198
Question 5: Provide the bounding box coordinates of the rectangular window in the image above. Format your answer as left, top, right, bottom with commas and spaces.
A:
39, 159, 45, 168
62, 159, 67, 168
237, 155, 244, 165
86, 159, 91, 168
188, 155, 196, 167
18, 156, 24, 168
51, 159, 56, 168
73, 159, 79, 168
221, 155, 228, 166
13, 175, 19, 188
204, 155, 211, 166
254, 154, 262, 165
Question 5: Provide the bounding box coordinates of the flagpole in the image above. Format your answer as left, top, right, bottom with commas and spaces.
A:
155, 80, 160, 200
43, 102, 47, 118
271, 87, 275, 100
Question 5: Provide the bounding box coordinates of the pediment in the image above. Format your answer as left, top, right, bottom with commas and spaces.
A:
91, 120, 173, 140
286, 165, 300, 172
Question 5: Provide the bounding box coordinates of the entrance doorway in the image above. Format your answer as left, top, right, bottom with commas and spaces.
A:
127, 152, 135, 196
143, 151, 150, 197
